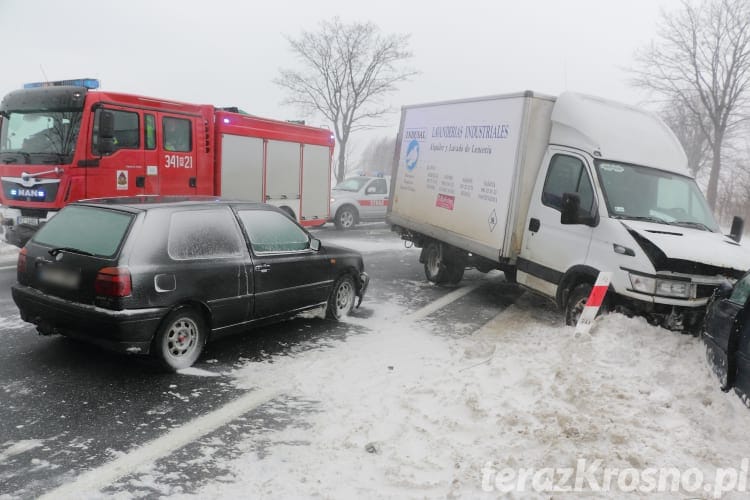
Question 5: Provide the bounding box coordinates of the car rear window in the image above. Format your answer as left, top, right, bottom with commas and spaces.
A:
167, 209, 244, 260
32, 205, 134, 258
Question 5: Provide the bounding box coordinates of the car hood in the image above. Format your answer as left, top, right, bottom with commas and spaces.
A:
622, 220, 750, 274
322, 242, 364, 260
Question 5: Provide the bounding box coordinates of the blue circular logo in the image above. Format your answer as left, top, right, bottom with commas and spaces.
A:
405, 140, 420, 171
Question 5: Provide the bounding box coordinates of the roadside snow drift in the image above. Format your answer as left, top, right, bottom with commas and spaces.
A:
167, 294, 750, 499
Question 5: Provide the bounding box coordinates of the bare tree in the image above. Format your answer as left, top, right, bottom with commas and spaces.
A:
661, 95, 711, 176
631, 0, 750, 210
276, 18, 416, 183
357, 135, 397, 176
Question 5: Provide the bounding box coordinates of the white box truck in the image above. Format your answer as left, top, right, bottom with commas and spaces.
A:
387, 91, 750, 331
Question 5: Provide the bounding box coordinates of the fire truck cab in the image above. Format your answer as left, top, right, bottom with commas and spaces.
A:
0, 79, 333, 246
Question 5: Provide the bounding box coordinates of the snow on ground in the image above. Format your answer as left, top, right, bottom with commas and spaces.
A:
0, 240, 18, 260
165, 293, 750, 499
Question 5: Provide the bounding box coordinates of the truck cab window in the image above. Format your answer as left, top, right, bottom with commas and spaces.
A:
542, 154, 594, 214
92, 109, 140, 155
163, 117, 191, 152
145, 114, 156, 150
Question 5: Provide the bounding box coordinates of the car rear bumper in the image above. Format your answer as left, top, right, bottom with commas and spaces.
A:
12, 283, 166, 354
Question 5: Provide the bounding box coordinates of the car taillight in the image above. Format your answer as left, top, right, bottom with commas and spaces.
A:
17, 247, 27, 274
95, 267, 132, 297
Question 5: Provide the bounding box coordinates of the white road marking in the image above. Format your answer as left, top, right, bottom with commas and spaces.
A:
37, 280, 483, 498
404, 281, 483, 322
39, 387, 281, 500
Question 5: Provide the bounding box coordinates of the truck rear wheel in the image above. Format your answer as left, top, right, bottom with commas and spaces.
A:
424, 243, 448, 283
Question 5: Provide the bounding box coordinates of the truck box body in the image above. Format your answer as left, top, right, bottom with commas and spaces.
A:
388, 91, 750, 331
389, 92, 553, 263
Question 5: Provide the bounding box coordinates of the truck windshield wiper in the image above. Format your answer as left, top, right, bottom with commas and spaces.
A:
49, 247, 94, 257
673, 220, 712, 231
613, 215, 668, 224
0, 152, 31, 164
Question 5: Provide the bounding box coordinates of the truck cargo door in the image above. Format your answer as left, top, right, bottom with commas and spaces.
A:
518, 152, 596, 297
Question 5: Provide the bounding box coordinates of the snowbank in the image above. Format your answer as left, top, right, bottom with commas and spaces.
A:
170, 294, 750, 499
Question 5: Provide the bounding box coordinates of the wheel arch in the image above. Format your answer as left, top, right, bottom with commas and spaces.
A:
556, 265, 600, 309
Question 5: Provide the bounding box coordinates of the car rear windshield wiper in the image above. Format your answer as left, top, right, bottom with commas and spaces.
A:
49, 247, 94, 257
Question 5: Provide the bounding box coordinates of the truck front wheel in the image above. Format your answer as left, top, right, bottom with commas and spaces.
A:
564, 283, 608, 326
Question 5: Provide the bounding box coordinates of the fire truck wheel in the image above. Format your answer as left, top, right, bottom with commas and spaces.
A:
335, 206, 357, 230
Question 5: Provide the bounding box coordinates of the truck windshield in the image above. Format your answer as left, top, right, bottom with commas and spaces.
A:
0, 110, 82, 164
596, 161, 719, 232
334, 177, 370, 192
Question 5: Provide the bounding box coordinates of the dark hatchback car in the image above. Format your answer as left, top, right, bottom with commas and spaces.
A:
702, 272, 750, 400
12, 198, 369, 371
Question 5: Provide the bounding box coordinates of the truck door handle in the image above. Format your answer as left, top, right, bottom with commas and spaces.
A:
529, 218, 540, 232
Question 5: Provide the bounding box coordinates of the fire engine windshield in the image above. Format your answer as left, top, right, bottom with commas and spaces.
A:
0, 110, 82, 164
596, 160, 719, 232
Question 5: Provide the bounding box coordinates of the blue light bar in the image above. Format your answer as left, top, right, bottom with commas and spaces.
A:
23, 78, 100, 90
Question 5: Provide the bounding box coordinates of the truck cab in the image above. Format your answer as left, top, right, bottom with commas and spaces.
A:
329, 175, 390, 230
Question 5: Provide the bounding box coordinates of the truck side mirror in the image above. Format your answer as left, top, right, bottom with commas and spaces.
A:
730, 216, 744, 243
561, 192, 596, 226
98, 110, 116, 155
560, 192, 581, 225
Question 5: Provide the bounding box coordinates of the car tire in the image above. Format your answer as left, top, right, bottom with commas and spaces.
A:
446, 261, 465, 284
423, 243, 448, 284
334, 206, 357, 230
326, 274, 356, 320
152, 307, 207, 371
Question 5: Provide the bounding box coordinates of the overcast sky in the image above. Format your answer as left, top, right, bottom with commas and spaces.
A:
0, 0, 680, 158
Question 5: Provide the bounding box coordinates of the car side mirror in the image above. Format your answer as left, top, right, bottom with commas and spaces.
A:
729, 216, 744, 243
310, 237, 321, 251
98, 110, 115, 155
714, 281, 733, 300
366, 186, 376, 194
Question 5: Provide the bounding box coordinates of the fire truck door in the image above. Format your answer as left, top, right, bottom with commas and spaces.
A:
141, 113, 160, 195
158, 114, 197, 195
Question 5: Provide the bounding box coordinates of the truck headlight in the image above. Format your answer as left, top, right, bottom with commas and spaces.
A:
629, 273, 692, 298
655, 279, 692, 298
629, 273, 656, 294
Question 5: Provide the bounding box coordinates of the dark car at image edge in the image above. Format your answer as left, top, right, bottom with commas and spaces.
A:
12, 197, 369, 370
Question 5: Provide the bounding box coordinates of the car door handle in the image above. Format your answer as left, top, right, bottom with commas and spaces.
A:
254, 264, 271, 273
529, 218, 540, 232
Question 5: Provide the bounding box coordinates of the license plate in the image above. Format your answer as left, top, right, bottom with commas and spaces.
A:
17, 216, 40, 226
39, 266, 80, 289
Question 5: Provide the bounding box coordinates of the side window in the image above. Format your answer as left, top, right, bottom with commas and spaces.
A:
163, 117, 192, 152
542, 154, 594, 213
167, 209, 244, 260
92, 109, 140, 154
237, 210, 310, 253
370, 179, 387, 194
730, 275, 750, 305
145, 114, 156, 150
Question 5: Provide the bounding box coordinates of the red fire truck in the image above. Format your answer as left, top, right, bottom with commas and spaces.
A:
0, 79, 334, 246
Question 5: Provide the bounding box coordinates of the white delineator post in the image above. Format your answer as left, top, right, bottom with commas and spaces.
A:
575, 272, 612, 335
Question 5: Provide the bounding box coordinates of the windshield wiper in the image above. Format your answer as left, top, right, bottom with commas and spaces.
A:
0, 152, 31, 164
613, 215, 669, 224
49, 247, 94, 257
673, 220, 712, 231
